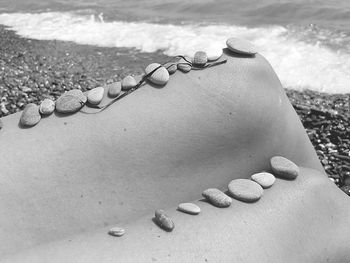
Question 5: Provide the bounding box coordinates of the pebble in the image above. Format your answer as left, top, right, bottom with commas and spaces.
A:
145, 63, 170, 85
177, 203, 201, 215
166, 63, 177, 74
20, 103, 41, 127
207, 49, 223, 61
270, 156, 300, 180
228, 179, 264, 202
155, 209, 175, 232
87, 86, 104, 105
108, 227, 126, 237
55, 89, 87, 113
39, 98, 55, 115
251, 172, 276, 189
226, 37, 257, 55
107, 82, 122, 98
121, 75, 137, 91
202, 188, 232, 208
177, 63, 192, 73
340, 185, 350, 196
192, 51, 208, 66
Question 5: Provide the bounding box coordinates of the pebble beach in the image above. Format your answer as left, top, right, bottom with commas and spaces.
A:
0, 25, 349, 194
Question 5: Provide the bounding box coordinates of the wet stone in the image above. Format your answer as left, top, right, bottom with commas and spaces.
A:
155, 209, 175, 232
177, 63, 192, 73
55, 89, 87, 114
178, 203, 201, 215
228, 179, 264, 202
251, 172, 276, 189
39, 98, 55, 115
270, 156, 300, 180
108, 227, 126, 237
20, 103, 41, 127
87, 86, 104, 105
193, 51, 208, 66
226, 37, 257, 55
107, 82, 122, 98
121, 75, 137, 91
202, 188, 232, 208
145, 63, 170, 85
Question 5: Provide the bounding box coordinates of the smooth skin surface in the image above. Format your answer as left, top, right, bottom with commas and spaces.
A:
1, 49, 347, 261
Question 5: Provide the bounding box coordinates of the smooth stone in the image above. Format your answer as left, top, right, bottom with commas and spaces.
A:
177, 203, 201, 215
166, 63, 177, 74
228, 179, 263, 202
202, 188, 232, 208
226, 37, 257, 55
270, 156, 300, 180
108, 227, 126, 237
87, 86, 104, 105
177, 63, 192, 73
207, 49, 223, 61
121, 75, 137, 91
193, 51, 208, 66
107, 82, 122, 98
39, 99, 55, 115
155, 209, 174, 232
55, 89, 87, 114
20, 103, 41, 127
251, 172, 276, 189
145, 63, 169, 85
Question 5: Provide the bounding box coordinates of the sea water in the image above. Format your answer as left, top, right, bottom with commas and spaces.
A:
0, 0, 349, 93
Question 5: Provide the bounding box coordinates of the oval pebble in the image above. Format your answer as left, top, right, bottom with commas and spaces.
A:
107, 82, 122, 98
20, 103, 41, 127
178, 203, 201, 215
228, 179, 263, 202
145, 63, 169, 85
207, 48, 223, 61
155, 209, 174, 232
177, 63, 192, 73
270, 156, 299, 180
251, 172, 276, 189
193, 51, 208, 66
108, 227, 126, 237
166, 63, 177, 74
121, 75, 137, 91
55, 89, 87, 113
202, 188, 232, 208
87, 86, 104, 105
39, 99, 55, 115
226, 37, 257, 55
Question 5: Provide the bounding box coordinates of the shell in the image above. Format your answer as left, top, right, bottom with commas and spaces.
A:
270, 156, 299, 180
178, 203, 201, 215
145, 63, 170, 85
107, 82, 122, 98
87, 86, 104, 105
39, 99, 55, 115
20, 103, 41, 127
202, 188, 232, 208
55, 89, 87, 114
108, 227, 126, 237
226, 37, 257, 55
251, 172, 276, 189
177, 63, 192, 73
154, 209, 174, 232
121, 75, 137, 91
228, 179, 264, 202
193, 51, 208, 66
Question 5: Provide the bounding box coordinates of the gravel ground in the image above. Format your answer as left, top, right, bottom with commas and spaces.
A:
0, 25, 349, 195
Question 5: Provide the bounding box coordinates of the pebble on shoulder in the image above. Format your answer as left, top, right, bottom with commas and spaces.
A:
108, 226, 126, 237
202, 188, 232, 208
20, 103, 41, 127
270, 156, 300, 180
177, 202, 201, 215
228, 179, 264, 202
154, 209, 175, 232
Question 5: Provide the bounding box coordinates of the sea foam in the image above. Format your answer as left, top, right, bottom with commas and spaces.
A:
0, 11, 349, 94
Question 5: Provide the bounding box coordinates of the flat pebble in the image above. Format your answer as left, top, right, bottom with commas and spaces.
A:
226, 37, 257, 55
145, 63, 169, 85
178, 203, 201, 215
20, 103, 41, 127
207, 49, 223, 61
107, 82, 122, 98
228, 179, 263, 202
87, 86, 104, 105
155, 209, 175, 232
251, 172, 276, 189
121, 75, 137, 91
270, 156, 300, 180
177, 63, 192, 73
39, 99, 55, 115
193, 51, 208, 66
55, 89, 87, 113
166, 63, 177, 74
202, 188, 232, 208
108, 227, 126, 237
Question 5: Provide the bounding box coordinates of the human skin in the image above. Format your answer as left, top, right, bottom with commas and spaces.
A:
1, 49, 349, 261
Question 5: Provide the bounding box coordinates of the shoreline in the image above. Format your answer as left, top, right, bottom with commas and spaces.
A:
0, 25, 349, 191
